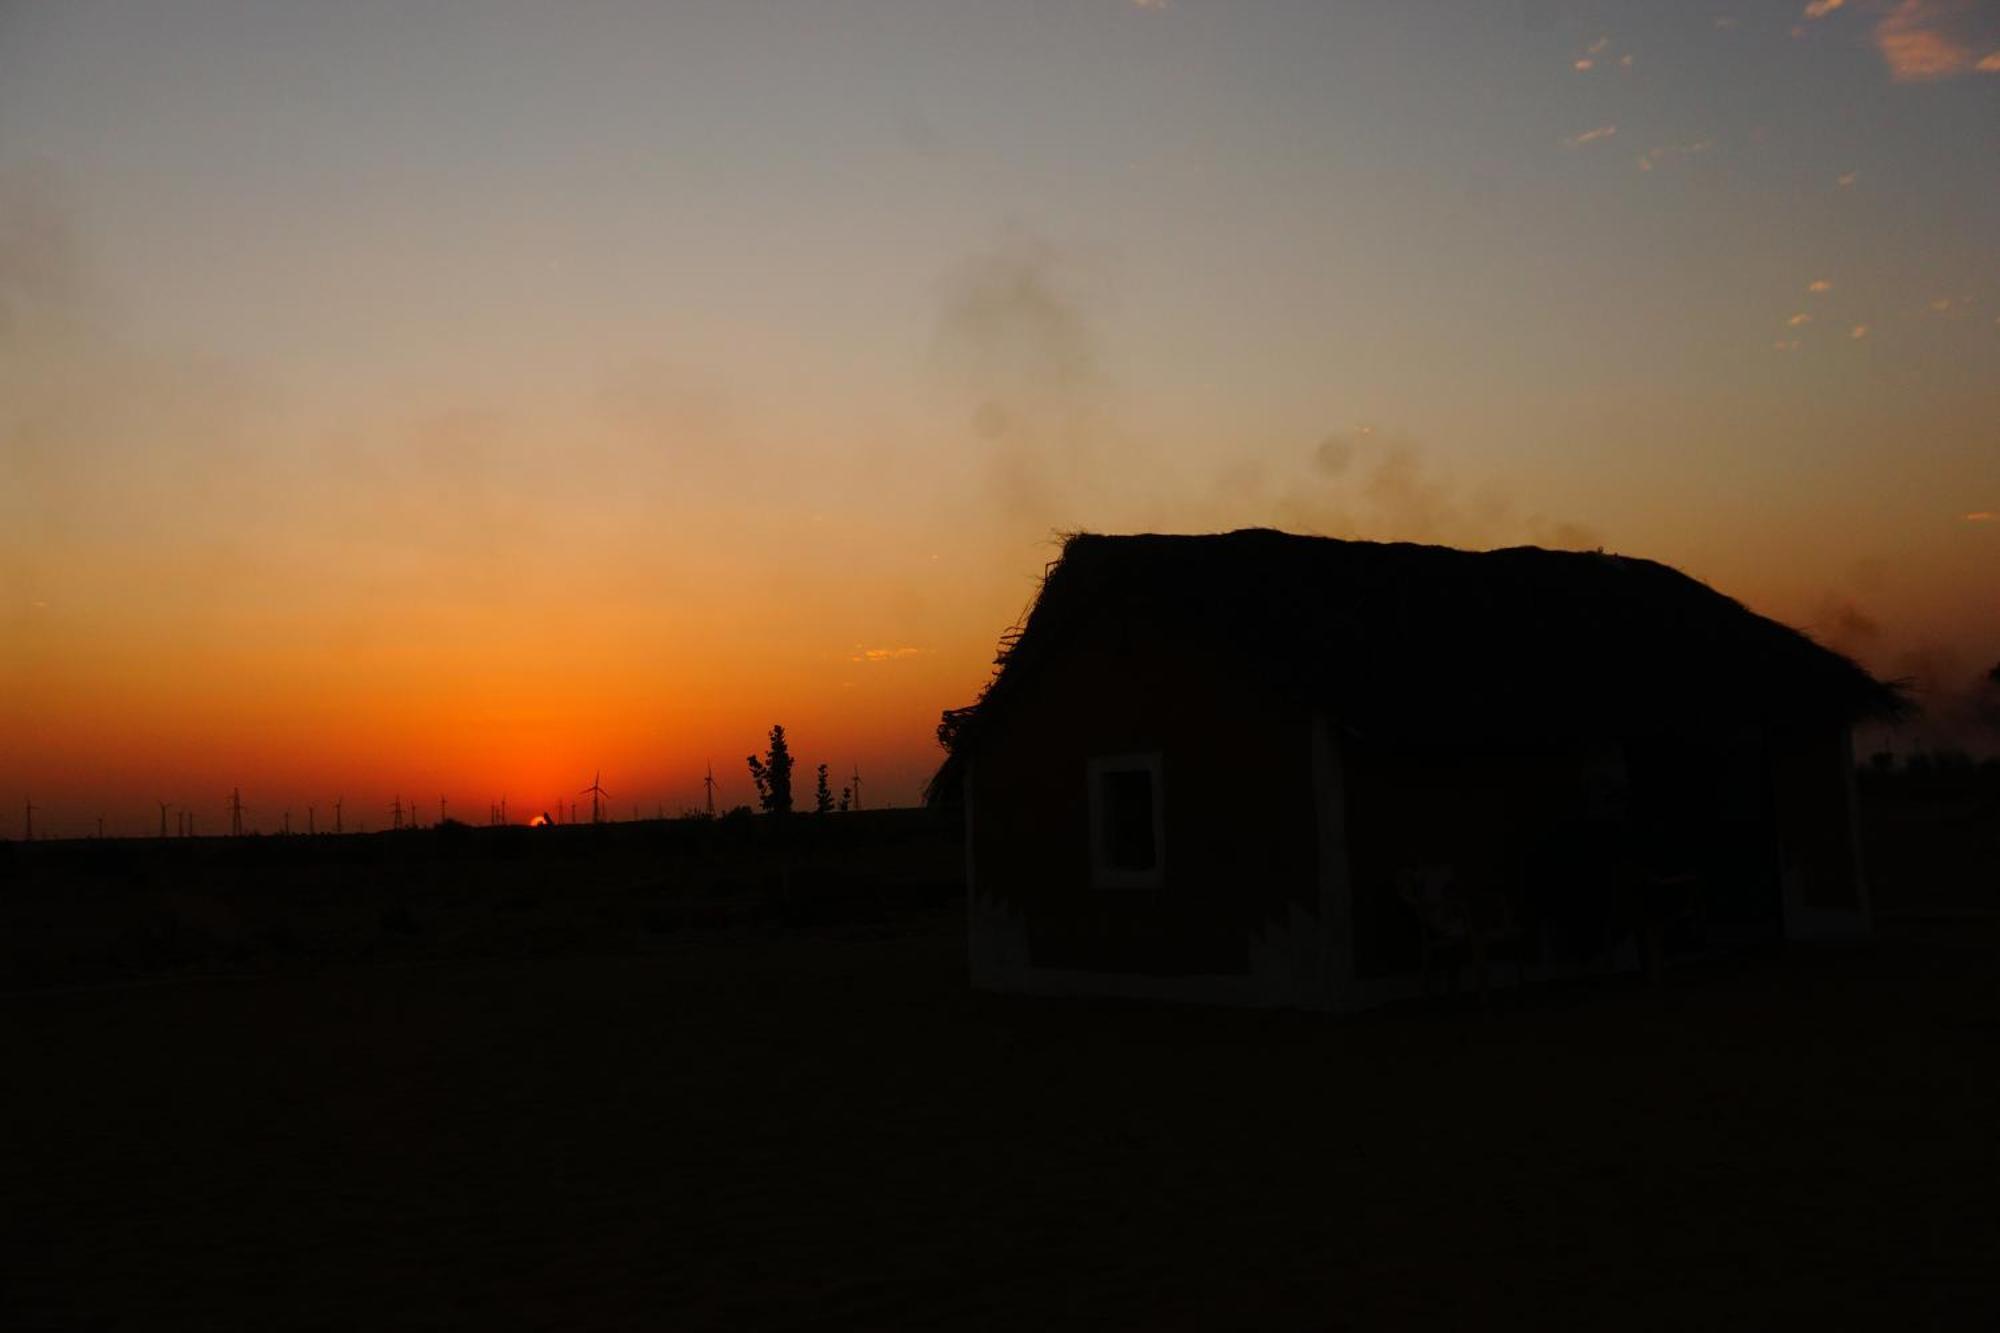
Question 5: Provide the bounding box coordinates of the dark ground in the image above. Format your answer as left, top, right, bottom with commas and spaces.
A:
4, 792, 1997, 1330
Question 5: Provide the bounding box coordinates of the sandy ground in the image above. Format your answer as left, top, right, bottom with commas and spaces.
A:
6, 908, 1999, 1331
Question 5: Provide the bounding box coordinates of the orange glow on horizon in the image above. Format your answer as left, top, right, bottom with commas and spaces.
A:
5, 4, 1998, 836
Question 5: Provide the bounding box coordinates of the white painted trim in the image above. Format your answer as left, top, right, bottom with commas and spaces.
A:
1310, 711, 1354, 1011
1087, 752, 1165, 890
979, 963, 1278, 1008
965, 753, 1041, 990
1341, 936, 1646, 1010
1841, 723, 1873, 932
981, 935, 1656, 1014
963, 752, 978, 977
1782, 725, 1874, 942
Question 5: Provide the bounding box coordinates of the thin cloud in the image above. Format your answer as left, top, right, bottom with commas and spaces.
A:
1808, 279, 1833, 293
1638, 140, 1714, 171
1773, 339, 1802, 351
1803, 0, 1845, 18
1714, 16, 1739, 29
1565, 125, 1617, 148
1837, 170, 1859, 187
1575, 36, 1631, 71
1964, 511, 1994, 522
1787, 313, 1812, 327
851, 646, 924, 663
1873, 0, 1997, 81
1851, 324, 1870, 338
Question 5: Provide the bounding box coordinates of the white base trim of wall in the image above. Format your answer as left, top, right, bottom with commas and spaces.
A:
974, 964, 1282, 1008
1342, 937, 1645, 1010
974, 931, 1663, 1015
1783, 902, 1873, 941
971, 893, 1341, 1009
1782, 867, 1874, 942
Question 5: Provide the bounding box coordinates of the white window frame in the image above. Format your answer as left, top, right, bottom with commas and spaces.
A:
1088, 752, 1165, 889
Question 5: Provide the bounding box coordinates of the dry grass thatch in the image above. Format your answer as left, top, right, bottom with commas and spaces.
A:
929, 528, 1906, 803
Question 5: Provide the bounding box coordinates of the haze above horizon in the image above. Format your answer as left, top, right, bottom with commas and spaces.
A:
4, 0, 1996, 831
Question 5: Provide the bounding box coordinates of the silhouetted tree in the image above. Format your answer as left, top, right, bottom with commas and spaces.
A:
814, 764, 834, 815
746, 725, 794, 816
838, 785, 852, 813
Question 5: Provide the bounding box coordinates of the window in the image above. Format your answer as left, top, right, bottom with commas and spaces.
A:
1089, 753, 1164, 888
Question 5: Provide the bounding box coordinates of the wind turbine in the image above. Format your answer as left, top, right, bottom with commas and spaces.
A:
851, 763, 863, 812
229, 788, 245, 837
22, 795, 35, 842
704, 762, 717, 818
334, 797, 343, 835
158, 801, 172, 839
580, 771, 610, 824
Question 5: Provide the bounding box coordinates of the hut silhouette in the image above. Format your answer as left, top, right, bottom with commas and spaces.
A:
930, 529, 1903, 1010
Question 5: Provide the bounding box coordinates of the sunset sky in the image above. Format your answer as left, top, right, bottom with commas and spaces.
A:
3, 0, 1996, 835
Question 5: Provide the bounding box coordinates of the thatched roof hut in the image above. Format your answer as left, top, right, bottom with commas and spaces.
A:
936, 530, 1901, 1011
933, 529, 1901, 800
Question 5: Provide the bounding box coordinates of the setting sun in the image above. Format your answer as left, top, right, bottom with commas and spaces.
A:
7, 5, 1999, 1325
2, 0, 1995, 836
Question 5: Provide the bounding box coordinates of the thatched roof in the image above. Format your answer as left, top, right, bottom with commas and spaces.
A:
929, 529, 1904, 802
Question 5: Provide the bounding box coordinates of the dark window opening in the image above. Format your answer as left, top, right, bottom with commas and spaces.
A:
1101, 768, 1157, 872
